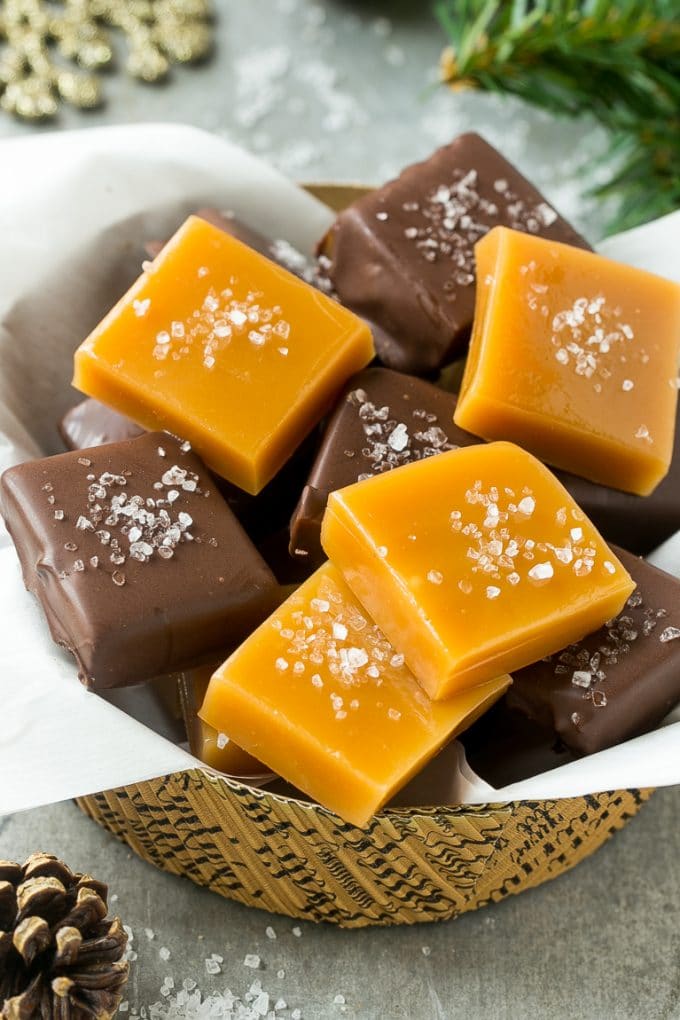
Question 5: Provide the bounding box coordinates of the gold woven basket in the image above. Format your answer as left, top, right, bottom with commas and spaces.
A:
77, 184, 652, 928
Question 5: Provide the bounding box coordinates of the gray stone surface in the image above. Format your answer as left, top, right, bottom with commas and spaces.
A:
0, 1, 678, 1017
1, 791, 679, 1019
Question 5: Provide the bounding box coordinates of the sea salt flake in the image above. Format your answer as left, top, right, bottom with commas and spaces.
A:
660, 626, 680, 643
427, 569, 443, 585
387, 708, 401, 721
516, 496, 535, 516
244, 954, 261, 969
216, 733, 228, 750
133, 298, 150, 317
486, 585, 501, 600
275, 657, 289, 671
572, 670, 592, 688
333, 622, 348, 641
387, 422, 409, 452
347, 647, 369, 668
265, 926, 277, 940
159, 947, 170, 961
528, 562, 554, 582
333, 994, 346, 1005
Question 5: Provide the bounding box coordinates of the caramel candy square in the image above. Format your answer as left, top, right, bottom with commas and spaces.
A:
455, 227, 680, 495
200, 563, 510, 827
507, 547, 680, 755
73, 216, 374, 495
179, 665, 270, 777
318, 132, 589, 375
289, 367, 480, 566
322, 442, 634, 700
0, 433, 279, 688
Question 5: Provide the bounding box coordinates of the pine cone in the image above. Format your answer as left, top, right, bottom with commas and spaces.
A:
0, 853, 129, 1019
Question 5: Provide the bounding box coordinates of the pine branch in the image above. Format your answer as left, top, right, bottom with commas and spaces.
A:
436, 0, 680, 233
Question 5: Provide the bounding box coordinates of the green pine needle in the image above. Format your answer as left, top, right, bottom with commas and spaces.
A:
435, 0, 680, 234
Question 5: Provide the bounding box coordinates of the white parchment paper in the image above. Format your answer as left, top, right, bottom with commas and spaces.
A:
0, 123, 678, 816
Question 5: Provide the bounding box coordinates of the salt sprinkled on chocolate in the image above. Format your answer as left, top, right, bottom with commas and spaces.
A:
48, 447, 211, 583
347, 387, 458, 482
398, 168, 558, 286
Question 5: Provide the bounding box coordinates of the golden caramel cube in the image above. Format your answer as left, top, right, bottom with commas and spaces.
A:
73, 216, 374, 495
455, 227, 680, 495
321, 442, 634, 701
200, 563, 509, 827
179, 666, 268, 777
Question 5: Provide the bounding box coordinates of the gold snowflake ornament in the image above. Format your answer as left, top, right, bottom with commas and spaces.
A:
0, 0, 214, 120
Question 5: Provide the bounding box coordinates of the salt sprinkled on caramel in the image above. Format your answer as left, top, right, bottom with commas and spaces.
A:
269, 572, 422, 724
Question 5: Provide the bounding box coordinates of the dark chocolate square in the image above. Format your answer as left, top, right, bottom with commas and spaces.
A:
0, 432, 279, 689
507, 547, 680, 754
289, 367, 481, 565
459, 700, 576, 788
318, 132, 590, 375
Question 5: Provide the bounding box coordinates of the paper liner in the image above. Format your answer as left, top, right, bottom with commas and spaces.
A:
77, 773, 652, 927
0, 125, 677, 924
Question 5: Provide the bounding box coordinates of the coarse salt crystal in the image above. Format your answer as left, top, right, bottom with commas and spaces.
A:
486, 586, 501, 599
292, 926, 302, 937
275, 657, 289, 671
427, 569, 443, 585
244, 954, 261, 969
387, 423, 409, 452
216, 733, 228, 750
387, 708, 401, 721
332, 622, 348, 641
572, 670, 592, 688
265, 926, 277, 940
159, 946, 170, 961
660, 626, 680, 643
133, 298, 150, 317
516, 496, 535, 516
528, 562, 554, 581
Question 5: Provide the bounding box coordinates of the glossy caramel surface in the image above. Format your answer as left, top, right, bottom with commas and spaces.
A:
322, 442, 634, 700
455, 227, 680, 495
74, 216, 374, 494
200, 563, 509, 826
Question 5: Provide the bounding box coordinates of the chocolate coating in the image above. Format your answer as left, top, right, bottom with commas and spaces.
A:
0, 433, 279, 689
59, 398, 144, 451
289, 367, 480, 565
318, 132, 591, 375
459, 700, 576, 788
507, 547, 680, 755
